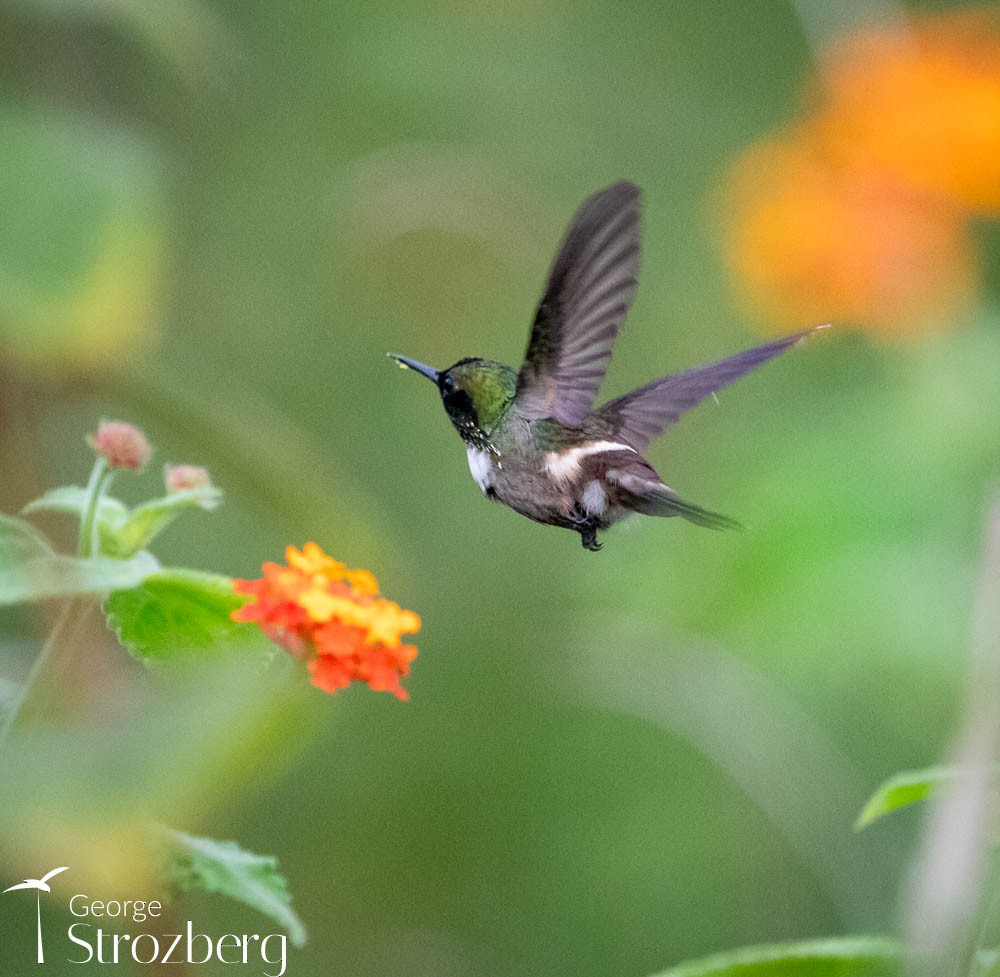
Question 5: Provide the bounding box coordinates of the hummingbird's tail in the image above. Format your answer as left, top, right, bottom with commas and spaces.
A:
632, 488, 742, 531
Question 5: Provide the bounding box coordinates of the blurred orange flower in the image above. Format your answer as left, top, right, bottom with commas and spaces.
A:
725, 131, 977, 338
818, 10, 1000, 213
232, 542, 420, 700
721, 6, 1000, 339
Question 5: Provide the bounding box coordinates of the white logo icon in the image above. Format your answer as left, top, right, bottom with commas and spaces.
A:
4, 866, 69, 963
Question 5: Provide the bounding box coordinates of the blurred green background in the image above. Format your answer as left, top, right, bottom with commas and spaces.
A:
1, 0, 998, 974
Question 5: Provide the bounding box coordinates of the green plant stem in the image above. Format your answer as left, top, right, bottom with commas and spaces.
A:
2, 459, 114, 745
78, 455, 110, 557
965, 852, 1000, 977
0, 597, 91, 746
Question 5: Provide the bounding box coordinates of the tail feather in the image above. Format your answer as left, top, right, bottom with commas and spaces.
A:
633, 489, 742, 531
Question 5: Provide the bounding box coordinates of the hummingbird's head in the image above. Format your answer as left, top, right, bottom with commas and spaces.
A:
387, 354, 517, 445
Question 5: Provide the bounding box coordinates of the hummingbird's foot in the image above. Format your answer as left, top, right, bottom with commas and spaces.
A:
570, 505, 603, 551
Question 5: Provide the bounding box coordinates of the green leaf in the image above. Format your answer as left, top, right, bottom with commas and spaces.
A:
975, 948, 1000, 977
22, 486, 222, 558
0, 511, 54, 560
0, 101, 166, 375
163, 829, 307, 947
104, 569, 271, 665
856, 767, 960, 829
0, 553, 159, 604
23, 485, 130, 553
113, 488, 223, 557
648, 937, 900, 977
0, 513, 158, 604
23, 485, 128, 524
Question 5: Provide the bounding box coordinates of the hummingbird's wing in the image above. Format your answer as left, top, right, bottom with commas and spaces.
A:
38, 867, 69, 886
515, 182, 641, 427
596, 327, 824, 451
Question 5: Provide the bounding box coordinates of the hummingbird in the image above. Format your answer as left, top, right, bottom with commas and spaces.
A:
389, 181, 824, 552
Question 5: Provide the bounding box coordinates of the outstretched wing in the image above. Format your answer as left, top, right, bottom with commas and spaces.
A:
515, 182, 641, 427
3, 881, 36, 892
39, 867, 69, 886
596, 327, 825, 451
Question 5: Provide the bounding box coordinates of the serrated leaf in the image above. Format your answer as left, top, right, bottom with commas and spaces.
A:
113, 488, 223, 557
0, 535, 158, 605
856, 767, 961, 829
104, 569, 271, 665
648, 937, 900, 977
163, 829, 307, 947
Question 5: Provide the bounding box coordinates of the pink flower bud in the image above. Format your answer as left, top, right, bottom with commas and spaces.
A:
88, 421, 151, 470
165, 464, 212, 493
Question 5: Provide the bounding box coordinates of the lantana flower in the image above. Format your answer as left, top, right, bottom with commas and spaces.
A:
232, 543, 420, 700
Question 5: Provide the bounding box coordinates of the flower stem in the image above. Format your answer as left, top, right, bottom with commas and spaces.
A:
1, 459, 116, 746
0, 598, 89, 746
78, 455, 110, 558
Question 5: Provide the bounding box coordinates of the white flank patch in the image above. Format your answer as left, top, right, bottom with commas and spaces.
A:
466, 446, 494, 494
544, 441, 636, 482
582, 479, 607, 516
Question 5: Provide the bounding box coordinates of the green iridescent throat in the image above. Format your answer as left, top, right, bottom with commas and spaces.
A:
452, 360, 517, 434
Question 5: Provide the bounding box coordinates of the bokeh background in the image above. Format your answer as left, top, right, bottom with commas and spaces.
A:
2, 0, 999, 974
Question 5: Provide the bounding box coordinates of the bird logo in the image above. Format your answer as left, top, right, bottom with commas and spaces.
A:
4, 866, 69, 964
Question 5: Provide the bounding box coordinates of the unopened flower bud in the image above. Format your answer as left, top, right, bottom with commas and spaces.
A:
88, 421, 151, 470
165, 464, 213, 493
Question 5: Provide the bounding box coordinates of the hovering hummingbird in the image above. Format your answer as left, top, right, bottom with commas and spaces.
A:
389, 181, 824, 552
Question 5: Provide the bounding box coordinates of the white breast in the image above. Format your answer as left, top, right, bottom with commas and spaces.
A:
581, 479, 608, 515
466, 446, 494, 494
544, 440, 637, 482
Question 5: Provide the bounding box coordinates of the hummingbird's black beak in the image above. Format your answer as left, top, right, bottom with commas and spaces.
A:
386, 353, 440, 385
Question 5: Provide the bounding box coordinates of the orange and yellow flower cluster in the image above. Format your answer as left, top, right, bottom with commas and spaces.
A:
233, 543, 420, 700
723, 8, 1000, 339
